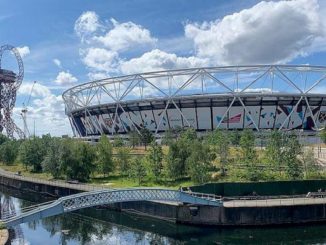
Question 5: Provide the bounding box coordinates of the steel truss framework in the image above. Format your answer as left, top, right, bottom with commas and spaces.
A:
62, 65, 326, 137
0, 45, 24, 138
2, 188, 221, 227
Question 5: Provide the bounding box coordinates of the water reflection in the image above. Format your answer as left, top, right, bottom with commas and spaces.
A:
1, 185, 326, 244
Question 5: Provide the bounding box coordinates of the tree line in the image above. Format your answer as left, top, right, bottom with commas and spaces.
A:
0, 128, 322, 185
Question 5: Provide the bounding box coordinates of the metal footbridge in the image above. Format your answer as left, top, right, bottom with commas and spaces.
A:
1, 188, 222, 227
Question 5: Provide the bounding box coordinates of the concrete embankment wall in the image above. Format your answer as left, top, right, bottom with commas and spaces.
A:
110, 201, 326, 226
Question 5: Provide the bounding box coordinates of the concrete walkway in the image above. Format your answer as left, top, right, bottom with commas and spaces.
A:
0, 168, 107, 192
223, 197, 326, 207
0, 229, 8, 245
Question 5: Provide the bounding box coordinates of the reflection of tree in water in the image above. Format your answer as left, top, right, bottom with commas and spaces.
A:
1, 195, 25, 244
41, 212, 112, 245
39, 208, 179, 244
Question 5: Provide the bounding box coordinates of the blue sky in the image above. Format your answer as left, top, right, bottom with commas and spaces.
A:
0, 0, 326, 136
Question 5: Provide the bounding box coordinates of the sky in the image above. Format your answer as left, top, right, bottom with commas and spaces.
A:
1, 0, 326, 136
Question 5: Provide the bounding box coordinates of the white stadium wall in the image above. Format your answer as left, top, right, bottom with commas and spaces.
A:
70, 96, 326, 137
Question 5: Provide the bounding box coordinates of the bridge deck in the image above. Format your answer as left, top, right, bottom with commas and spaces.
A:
1, 188, 222, 227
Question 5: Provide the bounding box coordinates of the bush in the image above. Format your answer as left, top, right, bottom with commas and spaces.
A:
0, 140, 19, 165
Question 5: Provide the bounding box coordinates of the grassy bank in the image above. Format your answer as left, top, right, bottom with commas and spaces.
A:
0, 162, 193, 189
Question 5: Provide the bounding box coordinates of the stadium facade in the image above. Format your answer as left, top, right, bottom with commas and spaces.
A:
62, 65, 326, 138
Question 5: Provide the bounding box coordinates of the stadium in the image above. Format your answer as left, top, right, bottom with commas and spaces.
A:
62, 65, 326, 138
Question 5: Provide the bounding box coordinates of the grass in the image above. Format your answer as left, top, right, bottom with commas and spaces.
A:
0, 163, 53, 180
0, 162, 194, 189
90, 174, 194, 189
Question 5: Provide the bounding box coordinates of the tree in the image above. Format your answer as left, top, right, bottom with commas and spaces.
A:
229, 130, 241, 146
284, 134, 303, 179
60, 139, 96, 181
180, 128, 197, 142
162, 129, 175, 146
239, 129, 257, 164
42, 138, 62, 178
128, 130, 140, 148
130, 157, 147, 185
265, 130, 284, 175
115, 147, 131, 176
165, 141, 188, 180
113, 136, 124, 147
96, 135, 114, 177
239, 130, 259, 181
302, 147, 320, 179
19, 137, 46, 172
139, 128, 154, 150
320, 128, 326, 143
0, 140, 19, 165
186, 140, 213, 184
0, 134, 9, 145
147, 142, 163, 181
210, 129, 230, 175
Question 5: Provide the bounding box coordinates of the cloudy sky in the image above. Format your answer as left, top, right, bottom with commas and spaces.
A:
1, 0, 326, 136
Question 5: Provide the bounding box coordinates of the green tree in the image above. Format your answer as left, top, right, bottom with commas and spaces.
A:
240, 129, 257, 164
128, 130, 140, 148
302, 147, 320, 179
60, 139, 96, 181
239, 130, 259, 181
115, 147, 131, 176
42, 138, 62, 178
113, 136, 124, 147
130, 157, 147, 185
229, 130, 241, 146
139, 128, 154, 150
0, 133, 9, 145
210, 129, 230, 175
180, 128, 197, 142
19, 137, 46, 172
0, 140, 19, 165
165, 139, 190, 180
147, 142, 163, 181
320, 128, 326, 143
186, 140, 213, 184
162, 129, 175, 146
96, 135, 114, 177
265, 130, 284, 175
284, 134, 303, 179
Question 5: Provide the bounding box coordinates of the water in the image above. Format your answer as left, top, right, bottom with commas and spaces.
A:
2, 185, 326, 245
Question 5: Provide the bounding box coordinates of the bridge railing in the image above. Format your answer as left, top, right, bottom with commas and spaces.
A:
1, 200, 56, 220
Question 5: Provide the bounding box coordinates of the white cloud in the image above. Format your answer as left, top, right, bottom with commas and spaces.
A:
88, 72, 109, 81
16, 46, 30, 58
74, 11, 100, 39
53, 58, 62, 68
54, 71, 78, 85
14, 89, 71, 137
185, 0, 324, 65
120, 49, 208, 74
94, 18, 157, 52
18, 82, 51, 98
82, 48, 119, 72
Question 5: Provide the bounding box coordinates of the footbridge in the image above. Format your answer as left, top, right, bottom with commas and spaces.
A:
1, 188, 222, 227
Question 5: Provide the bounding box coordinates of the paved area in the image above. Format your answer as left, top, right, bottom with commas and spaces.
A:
223, 197, 326, 207
0, 229, 8, 245
0, 168, 107, 192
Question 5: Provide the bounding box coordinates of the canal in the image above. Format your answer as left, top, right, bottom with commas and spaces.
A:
2, 185, 326, 245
